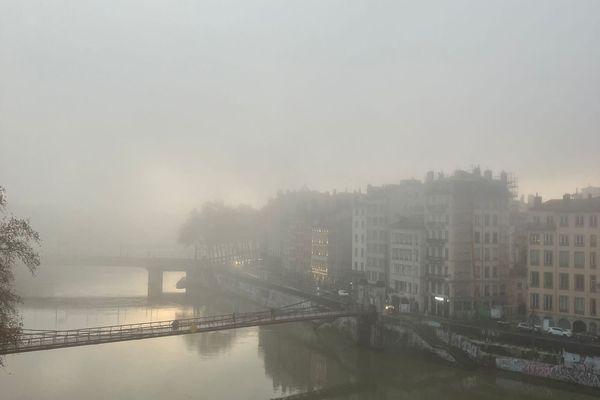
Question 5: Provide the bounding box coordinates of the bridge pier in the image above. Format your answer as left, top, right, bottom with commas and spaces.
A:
357, 308, 383, 349
147, 269, 164, 299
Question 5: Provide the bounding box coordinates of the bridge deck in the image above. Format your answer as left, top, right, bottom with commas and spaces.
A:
1, 306, 364, 355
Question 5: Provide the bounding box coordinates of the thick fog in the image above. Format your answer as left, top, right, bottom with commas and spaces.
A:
1, 0, 599, 254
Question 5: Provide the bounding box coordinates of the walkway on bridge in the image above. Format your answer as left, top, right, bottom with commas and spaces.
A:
1, 304, 367, 355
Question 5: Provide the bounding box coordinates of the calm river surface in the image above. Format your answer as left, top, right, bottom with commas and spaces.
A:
1, 264, 598, 399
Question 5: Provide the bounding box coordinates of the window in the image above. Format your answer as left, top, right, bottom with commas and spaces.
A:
493, 232, 498, 244
575, 215, 584, 227
529, 233, 540, 245
530, 293, 540, 310
575, 235, 585, 247
543, 295, 553, 311
546, 215, 555, 225
544, 250, 553, 266
575, 274, 585, 291
591, 299, 597, 316
530, 250, 540, 266
474, 231, 480, 243
485, 232, 490, 243
592, 252, 597, 269
559, 295, 569, 313
560, 215, 569, 227
574, 252, 585, 268
591, 275, 597, 293
559, 273, 569, 290
559, 251, 570, 268
354, 247, 358, 257
559, 234, 569, 246
591, 215, 598, 228
544, 272, 553, 289
493, 215, 498, 226
484, 248, 490, 261
592, 235, 597, 248
484, 214, 490, 226
575, 297, 585, 315
530, 271, 540, 287
544, 234, 554, 246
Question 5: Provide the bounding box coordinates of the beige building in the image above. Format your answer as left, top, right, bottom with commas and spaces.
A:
527, 195, 600, 334
388, 217, 426, 312
351, 181, 423, 284
423, 169, 512, 317
310, 227, 329, 283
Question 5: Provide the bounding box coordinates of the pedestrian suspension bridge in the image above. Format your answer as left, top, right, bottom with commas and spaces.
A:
1, 302, 367, 355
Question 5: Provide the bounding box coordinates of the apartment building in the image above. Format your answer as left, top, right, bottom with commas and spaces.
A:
310, 226, 329, 283
388, 216, 425, 312
527, 195, 600, 334
351, 181, 423, 284
423, 169, 512, 317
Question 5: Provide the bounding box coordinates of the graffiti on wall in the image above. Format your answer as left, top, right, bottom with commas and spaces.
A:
562, 351, 600, 372
495, 357, 600, 389
435, 329, 480, 360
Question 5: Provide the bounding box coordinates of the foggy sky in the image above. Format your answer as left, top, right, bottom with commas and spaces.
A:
1, 0, 599, 252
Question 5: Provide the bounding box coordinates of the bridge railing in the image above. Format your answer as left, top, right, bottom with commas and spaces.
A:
2, 304, 367, 354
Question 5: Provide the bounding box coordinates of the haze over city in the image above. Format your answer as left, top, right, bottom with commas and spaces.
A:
1, 0, 599, 253
2, 2, 600, 398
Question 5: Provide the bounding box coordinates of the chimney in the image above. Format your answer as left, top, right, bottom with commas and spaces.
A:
533, 195, 542, 208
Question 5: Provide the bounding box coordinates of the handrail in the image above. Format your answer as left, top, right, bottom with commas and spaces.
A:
1, 305, 367, 355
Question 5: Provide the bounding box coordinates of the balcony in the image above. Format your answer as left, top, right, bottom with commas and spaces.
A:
527, 222, 556, 231
426, 237, 447, 244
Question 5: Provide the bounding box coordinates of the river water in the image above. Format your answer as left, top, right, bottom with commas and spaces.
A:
1, 265, 598, 399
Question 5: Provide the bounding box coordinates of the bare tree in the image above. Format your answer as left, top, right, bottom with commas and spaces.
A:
0, 186, 40, 365
178, 202, 260, 258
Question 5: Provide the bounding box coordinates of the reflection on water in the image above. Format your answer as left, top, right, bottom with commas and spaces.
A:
1, 265, 599, 400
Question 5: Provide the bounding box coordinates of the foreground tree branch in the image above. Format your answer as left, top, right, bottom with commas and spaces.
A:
0, 186, 40, 366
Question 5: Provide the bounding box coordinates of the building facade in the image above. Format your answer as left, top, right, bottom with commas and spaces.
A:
423, 169, 512, 317
351, 181, 423, 285
388, 217, 425, 312
527, 195, 600, 334
310, 227, 329, 283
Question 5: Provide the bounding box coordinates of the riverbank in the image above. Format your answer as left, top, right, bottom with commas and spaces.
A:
205, 268, 600, 391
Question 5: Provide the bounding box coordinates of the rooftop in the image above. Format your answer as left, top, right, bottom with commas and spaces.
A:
532, 196, 600, 213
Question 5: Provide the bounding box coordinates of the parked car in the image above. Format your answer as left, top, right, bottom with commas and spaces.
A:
546, 327, 573, 337
384, 304, 395, 315
517, 322, 542, 333
517, 322, 534, 332
495, 320, 511, 330
337, 289, 350, 297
